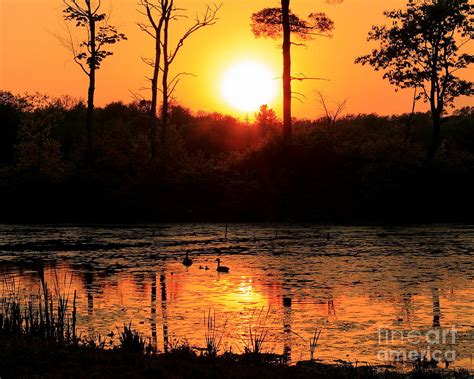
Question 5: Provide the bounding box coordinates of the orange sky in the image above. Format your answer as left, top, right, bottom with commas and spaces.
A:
1, 0, 472, 119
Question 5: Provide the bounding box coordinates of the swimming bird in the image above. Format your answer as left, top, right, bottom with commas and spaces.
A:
182, 252, 193, 267
215, 258, 229, 273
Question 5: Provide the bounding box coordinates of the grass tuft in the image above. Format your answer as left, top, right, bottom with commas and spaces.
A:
119, 323, 145, 353
241, 307, 270, 356
0, 275, 77, 345
204, 309, 227, 357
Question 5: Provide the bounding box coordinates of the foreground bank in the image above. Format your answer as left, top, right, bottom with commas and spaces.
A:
0, 335, 471, 379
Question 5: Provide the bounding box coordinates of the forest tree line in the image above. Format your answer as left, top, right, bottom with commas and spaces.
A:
1, 91, 473, 223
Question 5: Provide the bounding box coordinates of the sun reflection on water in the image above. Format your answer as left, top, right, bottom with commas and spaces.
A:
0, 224, 473, 367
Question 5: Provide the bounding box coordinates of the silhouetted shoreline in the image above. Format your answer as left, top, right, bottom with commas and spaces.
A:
1, 335, 470, 379
2, 93, 473, 225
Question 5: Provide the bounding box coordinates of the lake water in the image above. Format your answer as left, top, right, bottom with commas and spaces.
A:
0, 224, 473, 368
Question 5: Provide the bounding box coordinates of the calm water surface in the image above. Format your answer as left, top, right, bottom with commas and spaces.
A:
0, 224, 473, 367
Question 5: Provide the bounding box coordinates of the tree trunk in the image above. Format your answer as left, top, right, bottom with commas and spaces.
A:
281, 0, 292, 146
403, 87, 417, 146
150, 34, 161, 169
428, 110, 441, 161
427, 46, 440, 162
87, 69, 95, 163
160, 69, 169, 175
160, 13, 170, 176
86, 6, 96, 164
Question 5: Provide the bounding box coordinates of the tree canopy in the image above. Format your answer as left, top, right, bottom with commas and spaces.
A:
252, 8, 334, 40
63, 0, 127, 75
355, 0, 472, 108
356, 0, 473, 159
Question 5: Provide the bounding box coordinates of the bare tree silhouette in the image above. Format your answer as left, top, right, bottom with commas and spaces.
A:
138, 1, 220, 174
62, 0, 126, 161
138, 0, 165, 168
315, 91, 347, 136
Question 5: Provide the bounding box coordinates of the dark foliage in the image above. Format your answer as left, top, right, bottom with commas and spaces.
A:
356, 0, 472, 99
356, 0, 473, 159
1, 335, 471, 379
63, 0, 127, 73
119, 323, 146, 353
1, 91, 474, 223
251, 8, 334, 39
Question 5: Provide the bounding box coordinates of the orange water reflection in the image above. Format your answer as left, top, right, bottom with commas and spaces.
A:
0, 225, 473, 367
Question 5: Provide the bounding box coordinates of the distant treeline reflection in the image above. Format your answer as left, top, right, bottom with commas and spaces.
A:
1, 91, 473, 223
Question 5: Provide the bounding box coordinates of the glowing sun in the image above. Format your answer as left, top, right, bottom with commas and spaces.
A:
221, 61, 278, 113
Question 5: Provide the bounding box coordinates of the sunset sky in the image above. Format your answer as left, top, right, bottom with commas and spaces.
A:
1, 0, 472, 119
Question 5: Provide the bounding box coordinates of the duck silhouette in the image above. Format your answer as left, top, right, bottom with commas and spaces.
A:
215, 258, 229, 273
182, 252, 193, 267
